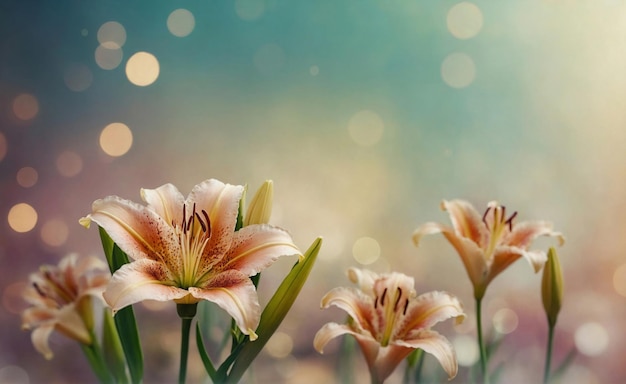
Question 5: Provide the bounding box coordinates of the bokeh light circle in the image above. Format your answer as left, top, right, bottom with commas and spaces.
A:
266, 331, 294, 359
0, 132, 6, 162
453, 335, 479, 366
40, 219, 69, 247
64, 63, 93, 92
167, 9, 195, 37
100, 122, 133, 157
97, 21, 126, 49
12, 93, 39, 121
2, 282, 28, 315
613, 263, 626, 297
8, 203, 38, 233
575, 322, 609, 356
95, 45, 123, 70
16, 167, 38, 187
348, 110, 385, 147
441, 52, 476, 89
352, 236, 381, 265
126, 52, 160, 86
56, 151, 83, 177
447, 2, 484, 40
0, 365, 29, 384
235, 0, 265, 21
492, 308, 518, 334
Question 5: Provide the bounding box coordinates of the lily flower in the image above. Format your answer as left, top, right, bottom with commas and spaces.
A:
314, 268, 465, 383
21, 254, 110, 359
413, 200, 564, 300
80, 179, 301, 340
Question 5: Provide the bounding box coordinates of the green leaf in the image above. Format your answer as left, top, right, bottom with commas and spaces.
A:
195, 323, 218, 382
98, 228, 144, 384
102, 309, 129, 384
224, 237, 322, 383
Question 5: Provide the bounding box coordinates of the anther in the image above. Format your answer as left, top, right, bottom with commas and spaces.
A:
505, 211, 518, 231
182, 204, 187, 231
202, 210, 211, 235
195, 212, 206, 232
403, 299, 409, 315
482, 207, 491, 227
394, 287, 403, 311
374, 295, 378, 309
380, 288, 388, 306
33, 282, 46, 298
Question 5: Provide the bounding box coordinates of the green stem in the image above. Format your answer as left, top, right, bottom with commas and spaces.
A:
543, 324, 555, 384
476, 297, 489, 384
81, 342, 113, 384
177, 303, 197, 384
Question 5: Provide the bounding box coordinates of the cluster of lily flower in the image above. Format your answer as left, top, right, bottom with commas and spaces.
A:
19, 178, 565, 384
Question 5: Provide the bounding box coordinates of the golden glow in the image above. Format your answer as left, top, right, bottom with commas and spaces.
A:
265, 331, 294, 359
100, 122, 133, 157
441, 52, 476, 89
447, 2, 483, 40
0, 132, 6, 161
97, 21, 126, 49
167, 9, 195, 37
352, 236, 380, 265
64, 63, 93, 92
235, 0, 265, 21
126, 52, 160, 86
16, 167, 38, 188
575, 322, 609, 356
348, 110, 385, 147
40, 219, 69, 247
95, 45, 123, 70
8, 203, 38, 233
56, 151, 83, 177
12, 93, 39, 121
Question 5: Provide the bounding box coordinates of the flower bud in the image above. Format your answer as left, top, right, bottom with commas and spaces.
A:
244, 180, 273, 226
542, 247, 563, 327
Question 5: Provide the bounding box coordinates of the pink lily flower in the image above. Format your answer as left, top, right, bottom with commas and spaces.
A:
314, 268, 465, 383
21, 254, 110, 359
80, 179, 301, 340
413, 200, 564, 300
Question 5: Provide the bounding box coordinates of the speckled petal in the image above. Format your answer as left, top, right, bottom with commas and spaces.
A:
141, 183, 185, 226
441, 199, 488, 247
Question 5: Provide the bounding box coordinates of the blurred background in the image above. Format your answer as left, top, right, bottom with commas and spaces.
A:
1, 0, 624, 383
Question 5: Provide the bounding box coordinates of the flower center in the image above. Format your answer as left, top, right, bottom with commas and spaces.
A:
482, 204, 517, 257
176, 203, 211, 288
33, 268, 77, 307
374, 286, 409, 347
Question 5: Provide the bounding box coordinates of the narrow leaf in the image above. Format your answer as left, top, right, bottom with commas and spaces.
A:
102, 309, 129, 384
224, 237, 322, 383
195, 323, 218, 382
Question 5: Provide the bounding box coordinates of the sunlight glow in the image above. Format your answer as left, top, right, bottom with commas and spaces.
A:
266, 331, 294, 359
56, 151, 83, 177
64, 63, 93, 92
12, 93, 39, 121
575, 322, 609, 356
40, 219, 69, 247
16, 167, 38, 188
98, 21, 126, 49
235, 0, 265, 21
95, 45, 123, 70
126, 52, 160, 86
348, 110, 385, 147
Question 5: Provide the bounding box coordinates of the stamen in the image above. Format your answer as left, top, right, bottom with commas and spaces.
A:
505, 211, 518, 231
182, 204, 187, 231
33, 282, 46, 298
374, 295, 378, 309
482, 207, 491, 227
380, 288, 387, 306
195, 212, 206, 232
500, 206, 506, 223
202, 210, 211, 235
403, 299, 409, 315
394, 287, 403, 311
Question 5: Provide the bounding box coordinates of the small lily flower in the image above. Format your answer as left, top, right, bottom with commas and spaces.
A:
243, 180, 273, 226
80, 179, 301, 340
542, 247, 563, 327
413, 200, 565, 300
314, 268, 465, 383
21, 254, 110, 359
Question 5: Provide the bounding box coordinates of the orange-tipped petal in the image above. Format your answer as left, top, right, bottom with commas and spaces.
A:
103, 259, 187, 313
189, 270, 261, 340
212, 224, 300, 277
441, 199, 487, 247
396, 329, 458, 380
141, 183, 185, 225
83, 196, 182, 271
504, 221, 565, 249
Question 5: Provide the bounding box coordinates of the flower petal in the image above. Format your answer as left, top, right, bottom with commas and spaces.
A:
31, 324, 55, 360
189, 270, 261, 340
401, 291, 465, 335
313, 322, 361, 353
346, 267, 379, 294
55, 304, 91, 345
504, 220, 565, 249
396, 329, 458, 379
320, 287, 375, 336
207, 224, 300, 277
103, 259, 187, 313
441, 199, 488, 247
141, 183, 185, 226
187, 179, 243, 257
414, 222, 487, 292
22, 307, 56, 328
82, 196, 182, 272
367, 342, 414, 383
